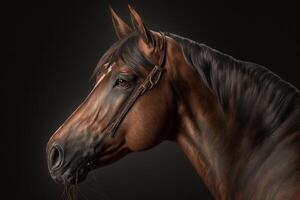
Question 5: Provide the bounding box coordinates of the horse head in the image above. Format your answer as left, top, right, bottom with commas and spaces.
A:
46, 5, 179, 185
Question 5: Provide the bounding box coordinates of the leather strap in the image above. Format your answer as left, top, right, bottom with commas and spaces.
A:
103, 32, 167, 138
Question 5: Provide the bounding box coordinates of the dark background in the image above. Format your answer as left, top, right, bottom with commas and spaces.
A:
8, 0, 299, 199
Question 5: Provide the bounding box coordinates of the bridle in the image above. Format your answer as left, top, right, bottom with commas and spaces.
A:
102, 32, 167, 138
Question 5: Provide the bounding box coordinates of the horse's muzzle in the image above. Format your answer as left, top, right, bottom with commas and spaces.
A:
46, 140, 94, 185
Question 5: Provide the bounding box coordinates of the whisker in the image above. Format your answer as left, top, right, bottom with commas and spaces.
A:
60, 187, 66, 200
73, 185, 77, 200
78, 187, 90, 200
64, 186, 68, 200
67, 186, 72, 200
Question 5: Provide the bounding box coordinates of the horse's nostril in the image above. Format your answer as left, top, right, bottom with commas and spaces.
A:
48, 144, 64, 170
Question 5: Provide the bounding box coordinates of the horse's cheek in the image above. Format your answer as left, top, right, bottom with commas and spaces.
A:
124, 105, 168, 152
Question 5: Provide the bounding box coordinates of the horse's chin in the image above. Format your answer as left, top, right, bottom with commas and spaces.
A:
65, 166, 90, 185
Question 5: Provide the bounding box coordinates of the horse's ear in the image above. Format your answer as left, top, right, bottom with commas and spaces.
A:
110, 6, 132, 39
128, 4, 153, 45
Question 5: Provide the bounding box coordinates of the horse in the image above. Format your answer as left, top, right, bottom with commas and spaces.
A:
46, 5, 300, 199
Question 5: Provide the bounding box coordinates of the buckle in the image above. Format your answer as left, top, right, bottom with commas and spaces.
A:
149, 66, 163, 90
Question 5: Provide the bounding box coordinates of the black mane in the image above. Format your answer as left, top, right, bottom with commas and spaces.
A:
166, 32, 300, 143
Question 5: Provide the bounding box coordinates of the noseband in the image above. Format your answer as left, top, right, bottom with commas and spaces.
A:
103, 32, 167, 138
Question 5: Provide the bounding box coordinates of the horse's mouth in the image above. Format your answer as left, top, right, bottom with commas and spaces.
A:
50, 160, 94, 185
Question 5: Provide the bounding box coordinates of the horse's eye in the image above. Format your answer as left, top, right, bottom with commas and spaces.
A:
115, 78, 130, 88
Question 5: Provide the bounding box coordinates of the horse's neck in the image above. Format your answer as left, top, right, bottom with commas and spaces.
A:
175, 92, 230, 198
168, 47, 230, 198
169, 40, 300, 199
